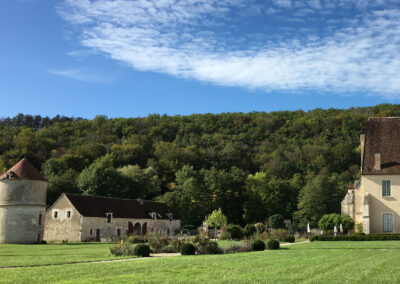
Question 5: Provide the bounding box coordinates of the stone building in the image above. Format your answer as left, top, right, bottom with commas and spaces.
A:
342, 117, 400, 234
44, 193, 181, 242
0, 158, 47, 243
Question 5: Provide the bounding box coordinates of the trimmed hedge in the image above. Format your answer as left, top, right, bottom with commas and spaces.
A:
310, 234, 400, 241
181, 243, 196, 255
252, 240, 266, 251
284, 236, 295, 243
133, 244, 151, 257
267, 239, 280, 250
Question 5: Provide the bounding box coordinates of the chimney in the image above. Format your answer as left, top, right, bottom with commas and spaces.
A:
374, 153, 381, 171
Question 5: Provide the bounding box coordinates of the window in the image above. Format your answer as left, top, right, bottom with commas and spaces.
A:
383, 213, 393, 232
382, 180, 391, 197
151, 212, 157, 220
38, 214, 42, 225
168, 213, 173, 221
67, 211, 71, 219
107, 213, 112, 223
117, 228, 121, 237
90, 229, 93, 235
53, 211, 58, 219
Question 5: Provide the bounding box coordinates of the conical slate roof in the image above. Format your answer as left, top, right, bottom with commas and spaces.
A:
0, 158, 46, 181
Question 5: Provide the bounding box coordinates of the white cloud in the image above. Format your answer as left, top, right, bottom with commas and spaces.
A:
49, 68, 114, 83
59, 0, 400, 97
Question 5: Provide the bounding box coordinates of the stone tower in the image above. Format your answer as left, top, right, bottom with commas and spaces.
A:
0, 158, 47, 243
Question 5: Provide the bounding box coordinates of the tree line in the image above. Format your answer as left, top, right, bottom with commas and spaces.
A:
1, 104, 399, 227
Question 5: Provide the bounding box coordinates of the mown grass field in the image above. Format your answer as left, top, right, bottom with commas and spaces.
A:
1, 241, 400, 283
0, 243, 132, 267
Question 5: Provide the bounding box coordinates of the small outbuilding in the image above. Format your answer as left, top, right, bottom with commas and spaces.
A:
44, 193, 180, 242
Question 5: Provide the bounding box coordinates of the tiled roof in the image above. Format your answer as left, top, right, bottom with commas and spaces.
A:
65, 194, 172, 219
0, 158, 46, 181
362, 117, 400, 175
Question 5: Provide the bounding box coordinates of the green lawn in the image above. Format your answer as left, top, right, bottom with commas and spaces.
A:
2, 241, 400, 283
0, 243, 133, 267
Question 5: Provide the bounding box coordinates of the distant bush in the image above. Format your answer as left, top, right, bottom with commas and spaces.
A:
268, 214, 285, 229
110, 242, 135, 256
318, 213, 354, 233
181, 243, 196, 255
244, 224, 256, 237
146, 233, 169, 252
284, 236, 295, 243
323, 230, 334, 236
270, 229, 289, 241
352, 232, 365, 236
267, 239, 280, 250
227, 225, 243, 240
224, 245, 252, 254
134, 244, 151, 257
197, 241, 223, 255
252, 240, 266, 251
170, 239, 185, 250
219, 231, 231, 240
254, 223, 266, 233
127, 236, 146, 243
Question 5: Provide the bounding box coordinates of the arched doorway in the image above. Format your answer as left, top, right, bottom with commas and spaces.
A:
133, 222, 141, 236
128, 222, 134, 235
142, 222, 147, 236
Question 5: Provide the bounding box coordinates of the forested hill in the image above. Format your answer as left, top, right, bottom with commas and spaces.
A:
1, 104, 399, 227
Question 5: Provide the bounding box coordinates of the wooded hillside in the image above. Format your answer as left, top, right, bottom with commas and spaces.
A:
1, 104, 399, 227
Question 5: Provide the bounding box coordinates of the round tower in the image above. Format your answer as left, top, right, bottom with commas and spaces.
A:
0, 158, 47, 243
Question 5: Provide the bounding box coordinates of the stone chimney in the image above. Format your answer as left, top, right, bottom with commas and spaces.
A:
374, 153, 381, 171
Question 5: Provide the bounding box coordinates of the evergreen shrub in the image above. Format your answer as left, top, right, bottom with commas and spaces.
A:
284, 236, 295, 243
133, 244, 151, 257
252, 240, 266, 251
267, 239, 280, 250
180, 243, 196, 255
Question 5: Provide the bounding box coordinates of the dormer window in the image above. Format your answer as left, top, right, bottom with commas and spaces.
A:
106, 213, 112, 223
168, 213, 173, 221
151, 212, 157, 220
53, 210, 59, 219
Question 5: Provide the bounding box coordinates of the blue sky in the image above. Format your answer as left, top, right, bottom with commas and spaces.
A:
1, 0, 400, 118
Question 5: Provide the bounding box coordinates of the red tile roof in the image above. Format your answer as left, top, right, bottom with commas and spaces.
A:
0, 158, 46, 181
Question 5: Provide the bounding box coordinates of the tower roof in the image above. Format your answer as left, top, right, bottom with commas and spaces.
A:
0, 158, 46, 181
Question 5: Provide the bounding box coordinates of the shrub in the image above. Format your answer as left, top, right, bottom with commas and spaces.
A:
127, 236, 146, 243
227, 225, 243, 240
270, 229, 289, 241
244, 224, 256, 237
254, 223, 266, 233
352, 232, 365, 236
224, 245, 252, 254
197, 241, 223, 255
318, 213, 354, 233
268, 214, 285, 229
267, 239, 280, 250
219, 231, 231, 240
284, 236, 295, 243
181, 243, 196, 255
171, 239, 185, 250
252, 240, 266, 251
355, 222, 363, 233
134, 244, 151, 257
146, 233, 169, 252
323, 230, 334, 236
110, 242, 135, 256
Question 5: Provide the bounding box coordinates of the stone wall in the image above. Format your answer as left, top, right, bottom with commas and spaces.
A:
43, 195, 81, 242
0, 180, 47, 243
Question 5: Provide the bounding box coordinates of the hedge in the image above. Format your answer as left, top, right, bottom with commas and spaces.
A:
310, 234, 400, 241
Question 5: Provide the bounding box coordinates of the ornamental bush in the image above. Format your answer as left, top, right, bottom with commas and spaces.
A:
267, 239, 280, 250
227, 225, 243, 240
180, 243, 196, 255
133, 244, 151, 257
318, 213, 354, 233
311, 234, 400, 241
197, 241, 223, 255
224, 244, 253, 254
284, 236, 295, 243
110, 242, 135, 256
244, 224, 256, 237
252, 240, 266, 251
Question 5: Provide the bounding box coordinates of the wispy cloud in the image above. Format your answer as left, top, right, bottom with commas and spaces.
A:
49, 68, 114, 83
59, 0, 400, 97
